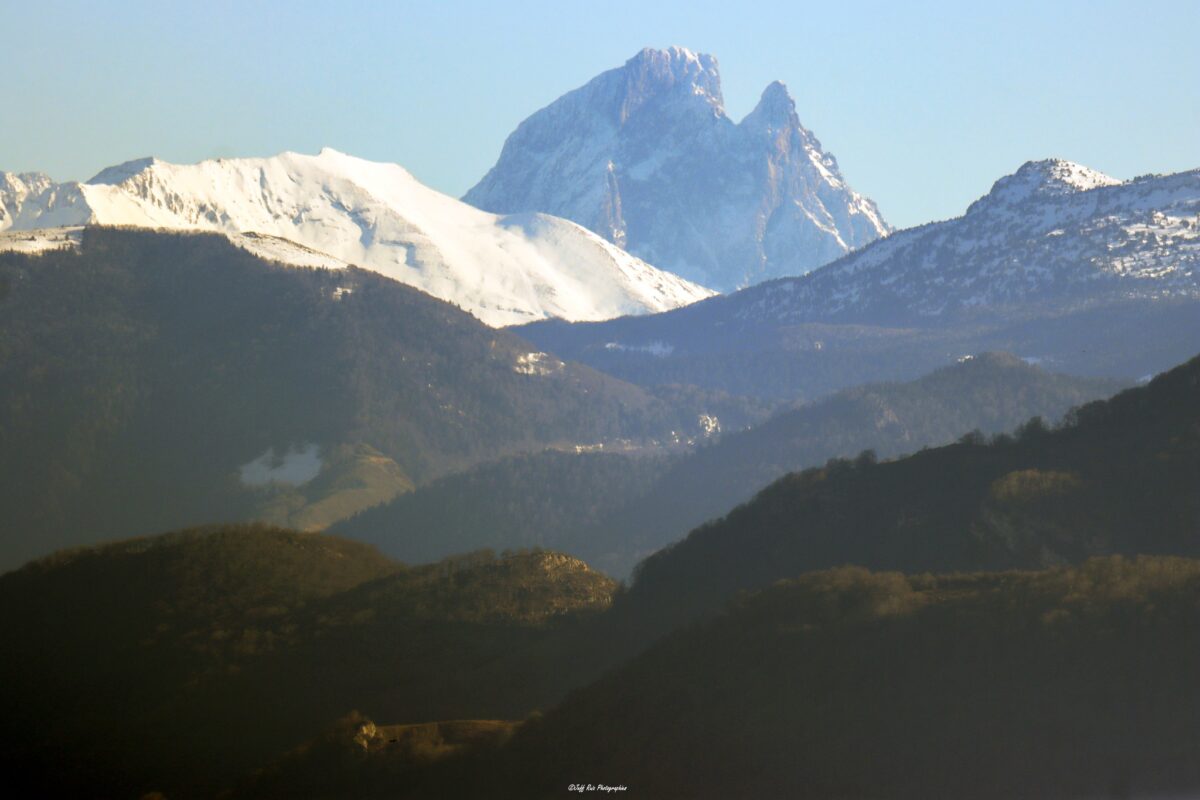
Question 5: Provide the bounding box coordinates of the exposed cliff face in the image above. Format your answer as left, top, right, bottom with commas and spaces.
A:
465, 47, 889, 290
0, 171, 90, 231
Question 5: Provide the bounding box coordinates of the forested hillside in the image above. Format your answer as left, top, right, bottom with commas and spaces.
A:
0, 228, 721, 567
451, 558, 1200, 798
337, 354, 1125, 576
0, 525, 614, 798
334, 451, 674, 564
4, 351, 1197, 799
619, 352, 1200, 635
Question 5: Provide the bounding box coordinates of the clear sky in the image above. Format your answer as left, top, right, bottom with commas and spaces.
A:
2, 0, 1196, 229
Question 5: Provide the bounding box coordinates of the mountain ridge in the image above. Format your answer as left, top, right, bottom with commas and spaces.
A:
464, 46, 889, 290
616, 349, 1200, 636
514, 159, 1200, 398
334, 352, 1127, 577
0, 148, 713, 326
730, 159, 1200, 324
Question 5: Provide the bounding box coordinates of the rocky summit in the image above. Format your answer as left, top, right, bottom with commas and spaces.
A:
464, 46, 890, 291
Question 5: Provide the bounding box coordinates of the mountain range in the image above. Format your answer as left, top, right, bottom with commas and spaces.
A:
465, 46, 889, 290
726, 158, 1200, 324
516, 159, 1200, 398
0, 228, 727, 569
4, 40, 1200, 800
3, 350, 1198, 799
0, 149, 712, 326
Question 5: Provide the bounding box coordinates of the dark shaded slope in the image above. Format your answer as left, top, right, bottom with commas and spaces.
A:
620, 352, 1200, 634
0, 525, 614, 799
335, 354, 1125, 577
465, 559, 1200, 799
584, 353, 1126, 575
332, 451, 674, 564
197, 355, 1200, 799
0, 227, 717, 567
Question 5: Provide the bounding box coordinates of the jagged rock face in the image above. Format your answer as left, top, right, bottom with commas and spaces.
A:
0, 149, 714, 326
0, 173, 47, 230
464, 46, 890, 291
0, 172, 88, 231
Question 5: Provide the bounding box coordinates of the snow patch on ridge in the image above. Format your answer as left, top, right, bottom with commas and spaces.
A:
604, 341, 675, 357
513, 351, 564, 376
239, 443, 323, 487
0, 226, 83, 254
228, 232, 349, 271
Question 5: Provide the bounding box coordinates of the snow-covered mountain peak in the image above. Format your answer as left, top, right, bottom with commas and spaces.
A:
618, 46, 724, 119
464, 49, 888, 290
725, 165, 1199, 326
631, 44, 706, 63
1021, 158, 1120, 192
625, 46, 719, 86
743, 80, 799, 130
88, 157, 160, 185
1, 171, 53, 192
967, 158, 1121, 215
1, 171, 67, 230
2, 150, 714, 326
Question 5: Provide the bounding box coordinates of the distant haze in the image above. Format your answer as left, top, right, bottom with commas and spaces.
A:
1, 0, 1197, 229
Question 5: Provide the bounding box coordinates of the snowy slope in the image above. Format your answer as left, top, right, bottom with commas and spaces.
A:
729, 159, 1200, 325
464, 46, 889, 290
0, 149, 713, 326
516, 159, 1200, 379
0, 226, 353, 270
512, 159, 1200, 398
0, 226, 84, 255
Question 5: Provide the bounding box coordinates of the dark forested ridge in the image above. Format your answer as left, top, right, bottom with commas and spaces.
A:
0, 227, 725, 568
0, 525, 615, 799
335, 353, 1126, 577
617, 351, 1200, 635
435, 558, 1200, 799
583, 352, 1126, 575
332, 451, 675, 565
4, 352, 1199, 799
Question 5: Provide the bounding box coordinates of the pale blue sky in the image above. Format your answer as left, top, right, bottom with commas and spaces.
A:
2, 0, 1196, 228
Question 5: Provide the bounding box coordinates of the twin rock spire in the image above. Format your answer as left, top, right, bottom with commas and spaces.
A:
464, 46, 890, 291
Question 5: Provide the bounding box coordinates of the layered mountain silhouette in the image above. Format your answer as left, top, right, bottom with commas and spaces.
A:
0, 228, 725, 568
335, 353, 1126, 577
5, 350, 1198, 799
